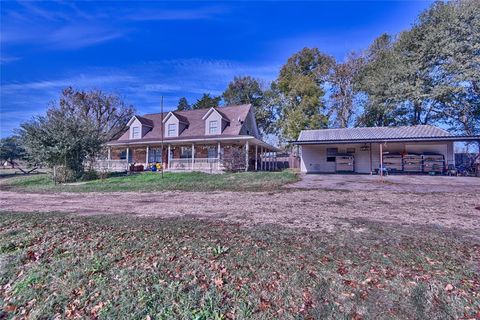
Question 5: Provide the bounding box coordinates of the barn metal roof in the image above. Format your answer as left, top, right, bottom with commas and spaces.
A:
294, 125, 480, 144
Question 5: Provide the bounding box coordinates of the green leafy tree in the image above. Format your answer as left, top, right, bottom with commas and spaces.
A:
19, 87, 135, 180
329, 52, 365, 128
176, 97, 191, 111
223, 76, 275, 135
415, 0, 480, 135
191, 93, 222, 109
0, 136, 25, 168
356, 34, 403, 127
275, 47, 334, 141
357, 1, 479, 135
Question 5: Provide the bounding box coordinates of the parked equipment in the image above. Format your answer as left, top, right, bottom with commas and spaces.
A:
383, 153, 403, 172
403, 154, 423, 172
422, 153, 445, 174
335, 154, 354, 172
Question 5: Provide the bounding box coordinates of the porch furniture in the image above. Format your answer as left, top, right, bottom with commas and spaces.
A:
129, 164, 144, 172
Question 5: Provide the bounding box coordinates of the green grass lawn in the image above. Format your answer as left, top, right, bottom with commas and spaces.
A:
0, 170, 299, 193
0, 212, 478, 319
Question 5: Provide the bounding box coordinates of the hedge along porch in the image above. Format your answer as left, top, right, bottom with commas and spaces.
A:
106, 137, 279, 172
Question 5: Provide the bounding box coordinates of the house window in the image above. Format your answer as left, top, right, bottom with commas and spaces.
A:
132, 127, 140, 139
326, 147, 337, 162
149, 148, 162, 163
207, 147, 217, 159
326, 148, 338, 155
168, 123, 177, 137
346, 148, 355, 154
180, 147, 192, 158
120, 150, 126, 160
209, 120, 218, 134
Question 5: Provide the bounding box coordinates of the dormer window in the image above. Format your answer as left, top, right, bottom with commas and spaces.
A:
127, 115, 153, 140
132, 127, 140, 139
203, 107, 230, 135
168, 123, 177, 137
209, 120, 218, 134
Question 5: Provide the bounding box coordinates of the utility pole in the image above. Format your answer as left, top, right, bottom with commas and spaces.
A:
161, 96, 164, 179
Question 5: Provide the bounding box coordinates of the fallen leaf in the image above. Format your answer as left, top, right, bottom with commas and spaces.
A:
214, 277, 223, 288
259, 296, 271, 311
445, 284, 454, 292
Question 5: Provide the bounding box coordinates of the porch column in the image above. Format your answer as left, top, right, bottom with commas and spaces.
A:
167, 144, 171, 169
107, 147, 111, 172
369, 143, 373, 174
126, 147, 130, 171
192, 143, 195, 170
217, 142, 221, 170
379, 143, 383, 177
245, 141, 249, 172
255, 144, 258, 171
145, 145, 149, 166
261, 147, 264, 171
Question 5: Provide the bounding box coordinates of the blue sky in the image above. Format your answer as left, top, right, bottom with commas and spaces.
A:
0, 1, 432, 137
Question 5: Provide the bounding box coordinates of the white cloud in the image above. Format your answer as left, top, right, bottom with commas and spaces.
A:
1, 2, 227, 50
0, 55, 21, 64
126, 6, 227, 21
0, 58, 279, 136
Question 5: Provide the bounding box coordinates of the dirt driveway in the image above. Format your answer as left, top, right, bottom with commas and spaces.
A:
288, 174, 480, 193
1, 175, 479, 240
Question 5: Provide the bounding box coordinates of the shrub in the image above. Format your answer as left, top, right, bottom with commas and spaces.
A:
81, 169, 99, 181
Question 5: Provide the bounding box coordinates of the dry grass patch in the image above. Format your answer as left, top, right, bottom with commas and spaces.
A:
0, 212, 478, 319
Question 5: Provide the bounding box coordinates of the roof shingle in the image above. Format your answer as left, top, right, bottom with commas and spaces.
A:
297, 125, 452, 142
115, 104, 251, 142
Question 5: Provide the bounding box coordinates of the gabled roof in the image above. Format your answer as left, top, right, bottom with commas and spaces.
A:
296, 125, 457, 143
162, 111, 189, 125
127, 115, 154, 127
202, 107, 230, 122
115, 104, 252, 142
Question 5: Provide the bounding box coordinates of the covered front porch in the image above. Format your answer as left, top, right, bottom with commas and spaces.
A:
104, 137, 279, 172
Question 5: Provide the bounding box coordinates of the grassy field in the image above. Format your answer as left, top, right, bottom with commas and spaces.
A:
0, 171, 299, 193
0, 212, 478, 319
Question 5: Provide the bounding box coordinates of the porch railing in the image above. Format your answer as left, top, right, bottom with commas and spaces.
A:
93, 159, 128, 172
169, 158, 221, 171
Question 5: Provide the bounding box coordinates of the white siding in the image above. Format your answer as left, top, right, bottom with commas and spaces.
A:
239, 108, 261, 138
301, 144, 372, 173
300, 141, 454, 173
164, 116, 179, 137
204, 112, 223, 135
129, 118, 142, 140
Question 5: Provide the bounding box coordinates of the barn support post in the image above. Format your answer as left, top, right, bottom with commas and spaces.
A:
369, 143, 373, 174
379, 143, 383, 177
